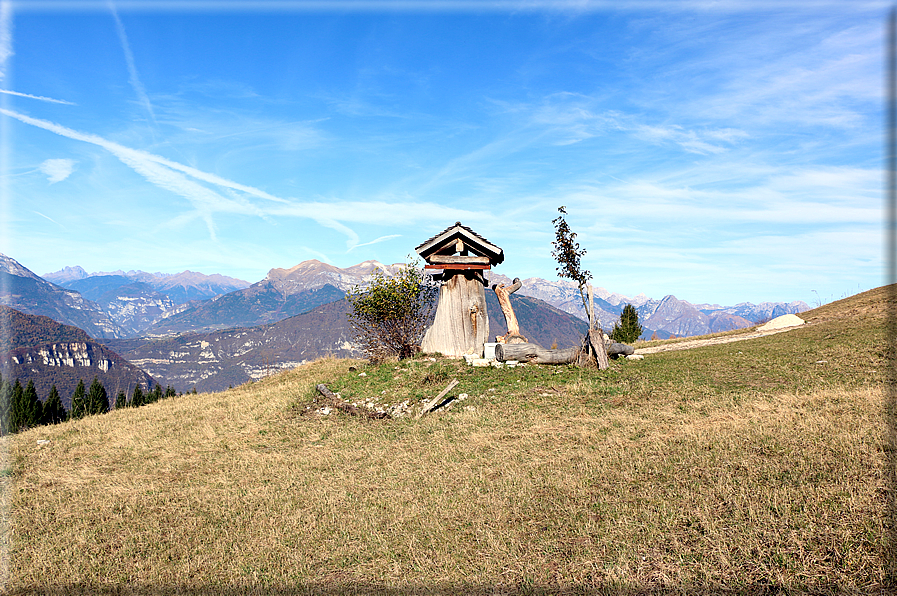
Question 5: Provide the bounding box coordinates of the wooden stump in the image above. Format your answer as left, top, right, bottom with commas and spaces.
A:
421, 270, 489, 357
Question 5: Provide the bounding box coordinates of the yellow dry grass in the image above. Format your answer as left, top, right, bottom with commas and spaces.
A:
3, 355, 888, 594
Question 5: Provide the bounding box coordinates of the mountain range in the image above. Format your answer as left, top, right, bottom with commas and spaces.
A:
1, 253, 809, 393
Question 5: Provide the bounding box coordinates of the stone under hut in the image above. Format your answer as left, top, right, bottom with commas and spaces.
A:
415, 222, 503, 357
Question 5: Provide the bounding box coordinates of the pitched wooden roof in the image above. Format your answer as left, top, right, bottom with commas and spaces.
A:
415, 222, 504, 265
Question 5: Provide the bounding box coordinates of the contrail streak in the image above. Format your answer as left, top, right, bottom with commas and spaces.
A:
0, 88, 74, 104
0, 0, 11, 84
109, 0, 156, 127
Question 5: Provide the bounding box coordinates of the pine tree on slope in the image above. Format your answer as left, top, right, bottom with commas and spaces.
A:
0, 376, 9, 435
42, 385, 68, 425
70, 379, 87, 420
610, 303, 644, 345
24, 380, 42, 429
86, 377, 109, 415
131, 384, 144, 408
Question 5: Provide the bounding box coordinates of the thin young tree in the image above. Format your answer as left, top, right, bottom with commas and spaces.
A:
551, 206, 608, 368
552, 206, 594, 326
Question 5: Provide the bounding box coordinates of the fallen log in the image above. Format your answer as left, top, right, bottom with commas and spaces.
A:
495, 342, 579, 365
607, 342, 635, 357
316, 384, 391, 419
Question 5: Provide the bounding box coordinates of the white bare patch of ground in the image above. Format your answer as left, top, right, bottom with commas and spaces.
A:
635, 314, 806, 355
758, 314, 805, 331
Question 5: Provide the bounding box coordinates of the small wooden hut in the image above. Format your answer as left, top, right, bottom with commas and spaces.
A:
415, 222, 503, 357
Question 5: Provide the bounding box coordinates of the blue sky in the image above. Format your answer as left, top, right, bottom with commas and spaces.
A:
0, 0, 885, 306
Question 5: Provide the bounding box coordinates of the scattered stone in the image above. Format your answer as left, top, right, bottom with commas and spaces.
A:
626, 354, 645, 361
37, 439, 50, 445
358, 372, 367, 377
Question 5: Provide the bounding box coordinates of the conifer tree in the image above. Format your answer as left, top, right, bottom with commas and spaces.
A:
131, 384, 144, 408
42, 385, 68, 425
164, 385, 176, 399
610, 303, 644, 344
114, 390, 127, 409
0, 376, 10, 435
70, 379, 87, 420
24, 380, 42, 428
86, 377, 109, 415
9, 379, 26, 433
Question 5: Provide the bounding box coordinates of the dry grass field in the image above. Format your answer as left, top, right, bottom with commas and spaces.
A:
2, 286, 895, 595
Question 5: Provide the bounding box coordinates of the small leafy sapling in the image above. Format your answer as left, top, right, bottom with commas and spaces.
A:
552, 206, 595, 328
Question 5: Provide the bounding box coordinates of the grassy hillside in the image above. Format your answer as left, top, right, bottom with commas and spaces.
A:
4, 286, 894, 594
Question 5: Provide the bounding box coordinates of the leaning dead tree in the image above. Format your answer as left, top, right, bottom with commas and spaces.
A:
416, 223, 503, 357
492, 277, 528, 344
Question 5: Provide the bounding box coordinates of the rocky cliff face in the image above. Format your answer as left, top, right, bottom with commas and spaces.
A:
96, 283, 175, 335
2, 306, 157, 408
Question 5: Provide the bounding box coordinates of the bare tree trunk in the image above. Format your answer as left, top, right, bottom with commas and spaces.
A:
493, 277, 527, 344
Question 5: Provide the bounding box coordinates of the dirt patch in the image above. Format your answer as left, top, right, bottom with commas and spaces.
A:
634, 325, 802, 355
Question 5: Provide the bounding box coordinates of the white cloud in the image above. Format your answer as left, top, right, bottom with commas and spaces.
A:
39, 158, 75, 184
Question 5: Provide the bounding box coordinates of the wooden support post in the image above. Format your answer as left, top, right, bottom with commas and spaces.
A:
416, 378, 459, 418
589, 329, 609, 370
